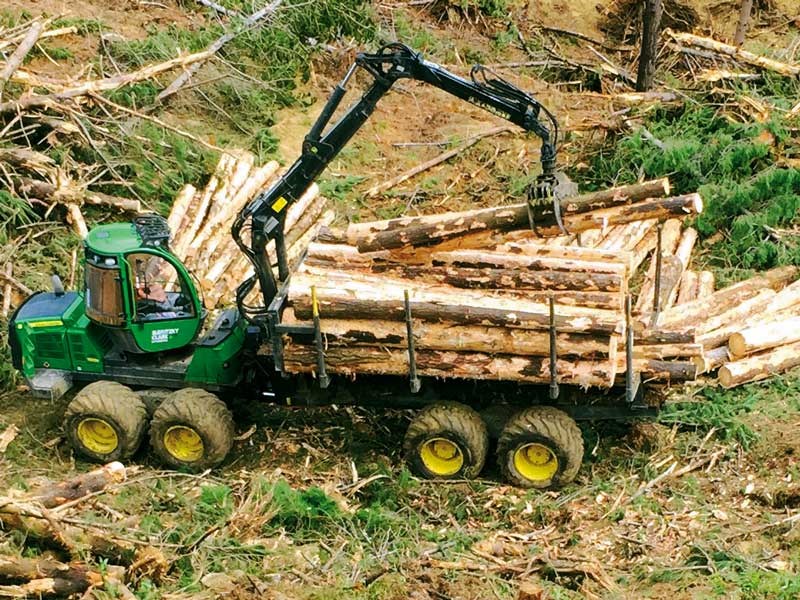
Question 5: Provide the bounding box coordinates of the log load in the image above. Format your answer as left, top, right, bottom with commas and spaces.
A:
697, 271, 715, 298
345, 179, 675, 252
719, 340, 800, 388
693, 346, 730, 375
676, 270, 698, 305
284, 316, 614, 358
288, 272, 625, 335
633, 219, 683, 313
281, 345, 617, 389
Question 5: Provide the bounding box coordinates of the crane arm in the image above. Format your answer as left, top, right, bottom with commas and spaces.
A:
232, 43, 561, 322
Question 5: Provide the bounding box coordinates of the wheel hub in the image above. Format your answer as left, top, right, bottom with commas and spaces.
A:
513, 443, 558, 483
163, 425, 204, 462
420, 437, 464, 476
77, 418, 118, 454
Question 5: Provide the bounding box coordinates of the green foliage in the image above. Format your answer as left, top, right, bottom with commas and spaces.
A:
106, 82, 161, 108
659, 387, 757, 447
198, 484, 234, 519
0, 191, 37, 228
587, 105, 800, 271
268, 480, 341, 535
51, 16, 104, 35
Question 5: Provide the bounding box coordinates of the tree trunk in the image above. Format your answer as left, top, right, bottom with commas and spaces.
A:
693, 345, 730, 374
630, 229, 657, 272
0, 556, 125, 598
631, 343, 703, 359
696, 270, 715, 298
29, 462, 126, 509
734, 0, 754, 46
728, 316, 800, 359
693, 288, 775, 335
636, 0, 664, 92
616, 358, 697, 383
719, 340, 800, 388
282, 346, 617, 389
695, 305, 798, 351
286, 317, 614, 357
346, 179, 671, 251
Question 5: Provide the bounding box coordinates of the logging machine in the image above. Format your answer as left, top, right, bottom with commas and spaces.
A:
8, 44, 648, 489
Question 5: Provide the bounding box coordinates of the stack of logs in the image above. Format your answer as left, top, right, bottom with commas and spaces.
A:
277, 178, 717, 389
165, 151, 332, 308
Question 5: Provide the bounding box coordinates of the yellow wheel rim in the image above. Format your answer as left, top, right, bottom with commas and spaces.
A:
513, 443, 559, 483
77, 418, 118, 455
163, 426, 204, 462
420, 437, 464, 477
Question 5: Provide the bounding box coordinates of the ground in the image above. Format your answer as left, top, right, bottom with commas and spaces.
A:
1, 0, 800, 598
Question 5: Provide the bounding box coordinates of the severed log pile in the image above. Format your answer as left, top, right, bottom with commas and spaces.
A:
271, 178, 714, 389
164, 152, 330, 308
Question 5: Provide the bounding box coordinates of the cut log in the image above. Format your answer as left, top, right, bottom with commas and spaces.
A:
599, 219, 656, 253
30, 462, 126, 509
631, 343, 703, 359
635, 328, 695, 344
696, 270, 715, 298
289, 273, 625, 335
633, 218, 684, 313
676, 270, 698, 305
655, 266, 798, 329
65, 204, 88, 239
282, 345, 616, 389
719, 340, 800, 388
728, 316, 800, 359
431, 249, 628, 276
694, 288, 775, 335
630, 229, 657, 273
663, 226, 697, 308
574, 228, 604, 248
285, 196, 329, 248
0, 556, 124, 597
166, 184, 197, 236
0, 20, 46, 96
490, 241, 632, 266
346, 179, 672, 251
293, 318, 614, 357
668, 30, 800, 77
695, 305, 798, 350
286, 209, 335, 271
616, 358, 697, 382
693, 346, 730, 374
764, 279, 800, 313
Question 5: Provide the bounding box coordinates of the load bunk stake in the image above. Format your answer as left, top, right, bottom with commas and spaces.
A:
310, 286, 330, 389
404, 290, 421, 393
651, 220, 664, 326
625, 294, 641, 404
548, 294, 559, 400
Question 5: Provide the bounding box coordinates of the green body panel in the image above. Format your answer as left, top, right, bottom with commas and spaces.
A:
13, 294, 110, 377
184, 318, 248, 387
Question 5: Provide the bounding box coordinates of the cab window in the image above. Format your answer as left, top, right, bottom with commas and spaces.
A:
127, 253, 194, 321
85, 262, 125, 326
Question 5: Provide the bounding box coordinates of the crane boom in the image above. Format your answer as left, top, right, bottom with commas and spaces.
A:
232, 43, 563, 323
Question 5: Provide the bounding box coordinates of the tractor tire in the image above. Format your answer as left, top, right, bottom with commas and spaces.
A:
479, 404, 520, 440
497, 406, 583, 489
65, 381, 148, 463
403, 402, 488, 480
149, 388, 234, 471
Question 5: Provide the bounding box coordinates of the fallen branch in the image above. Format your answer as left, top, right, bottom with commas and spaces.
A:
157, 0, 283, 102
0, 20, 46, 98
0, 49, 218, 114
365, 125, 512, 197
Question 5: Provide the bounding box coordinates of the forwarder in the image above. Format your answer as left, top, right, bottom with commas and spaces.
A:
9, 44, 651, 488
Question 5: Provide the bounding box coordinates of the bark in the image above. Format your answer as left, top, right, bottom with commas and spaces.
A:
764, 279, 800, 313
631, 343, 703, 359
697, 270, 715, 298
289, 318, 614, 357
285, 196, 329, 248
286, 209, 335, 272
668, 31, 800, 77
655, 266, 798, 329
719, 340, 800, 388
630, 229, 657, 273
346, 179, 672, 251
599, 219, 656, 252
729, 316, 800, 359
12, 178, 141, 212
693, 346, 730, 375
431, 248, 627, 276
489, 241, 632, 266
282, 345, 616, 389
289, 273, 625, 335
617, 358, 697, 382
695, 306, 798, 351
734, 0, 754, 46
676, 270, 698, 305
636, 0, 664, 92
635, 328, 695, 344
172, 154, 228, 259
0, 556, 125, 597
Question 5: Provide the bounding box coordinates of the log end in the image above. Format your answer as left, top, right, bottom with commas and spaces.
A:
689, 192, 703, 214
661, 177, 671, 197
718, 365, 735, 388
727, 333, 747, 360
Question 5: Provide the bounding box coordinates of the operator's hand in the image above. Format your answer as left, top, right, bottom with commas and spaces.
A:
137, 282, 167, 302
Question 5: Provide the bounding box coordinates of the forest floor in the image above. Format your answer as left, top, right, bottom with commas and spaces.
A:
2, 0, 800, 598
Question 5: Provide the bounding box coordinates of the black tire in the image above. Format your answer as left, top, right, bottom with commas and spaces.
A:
479, 404, 520, 440
497, 406, 583, 489
403, 402, 488, 480
149, 388, 234, 471
65, 381, 148, 462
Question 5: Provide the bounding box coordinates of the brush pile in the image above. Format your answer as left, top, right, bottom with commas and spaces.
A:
165, 152, 331, 308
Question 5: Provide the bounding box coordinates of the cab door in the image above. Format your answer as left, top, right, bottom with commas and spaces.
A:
125, 251, 203, 353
